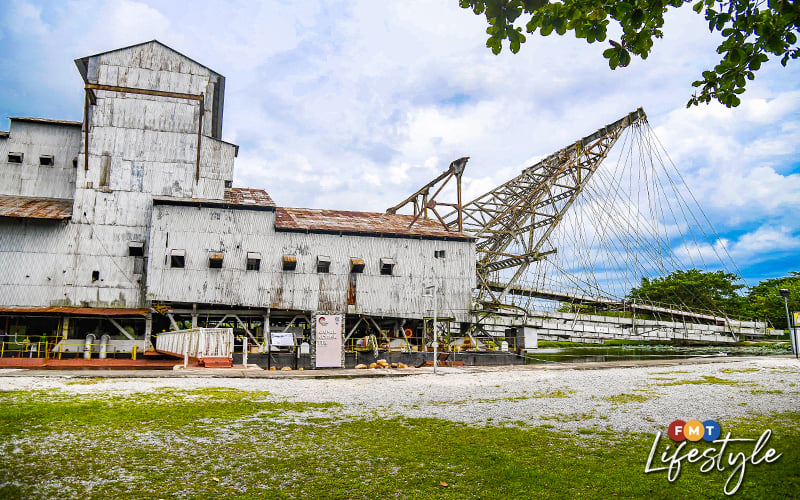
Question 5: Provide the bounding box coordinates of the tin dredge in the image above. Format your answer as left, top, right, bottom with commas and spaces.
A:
0, 41, 774, 370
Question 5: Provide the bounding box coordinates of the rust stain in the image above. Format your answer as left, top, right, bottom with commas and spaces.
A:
275, 207, 474, 241
224, 187, 276, 207
0, 306, 148, 317
0, 195, 73, 220
347, 274, 357, 306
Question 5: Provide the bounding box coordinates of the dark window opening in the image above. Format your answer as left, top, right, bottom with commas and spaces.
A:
170, 250, 185, 268
317, 256, 331, 273
435, 250, 446, 259
73, 157, 78, 168
380, 258, 395, 276
209, 253, 224, 269
246, 252, 261, 271
8, 153, 23, 163
283, 255, 297, 271
350, 258, 365, 273
91, 270, 100, 282
39, 155, 54, 166
128, 241, 144, 257
224, 180, 233, 188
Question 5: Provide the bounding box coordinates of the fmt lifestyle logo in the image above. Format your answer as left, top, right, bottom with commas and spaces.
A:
644, 419, 781, 495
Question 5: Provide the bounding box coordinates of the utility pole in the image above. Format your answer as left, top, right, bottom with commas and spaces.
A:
424, 285, 438, 374
779, 289, 797, 359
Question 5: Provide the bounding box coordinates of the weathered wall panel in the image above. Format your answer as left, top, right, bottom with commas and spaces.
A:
0, 120, 81, 199
146, 205, 475, 322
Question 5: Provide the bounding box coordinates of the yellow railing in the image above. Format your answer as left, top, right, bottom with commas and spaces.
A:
1, 340, 139, 360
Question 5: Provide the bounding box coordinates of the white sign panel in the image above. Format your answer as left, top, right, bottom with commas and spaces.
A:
315, 314, 343, 368
270, 331, 295, 347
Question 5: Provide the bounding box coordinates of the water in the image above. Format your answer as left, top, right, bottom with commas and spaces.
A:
525, 344, 791, 364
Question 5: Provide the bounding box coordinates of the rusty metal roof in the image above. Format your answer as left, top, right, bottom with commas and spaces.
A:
153, 187, 275, 211
10, 117, 82, 127
275, 207, 474, 241
0, 195, 73, 220
0, 307, 149, 317
224, 187, 275, 207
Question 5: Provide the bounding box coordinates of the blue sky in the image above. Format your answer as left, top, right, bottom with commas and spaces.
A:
1, 0, 798, 290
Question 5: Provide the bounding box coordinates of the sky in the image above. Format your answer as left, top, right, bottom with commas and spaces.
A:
1, 0, 798, 290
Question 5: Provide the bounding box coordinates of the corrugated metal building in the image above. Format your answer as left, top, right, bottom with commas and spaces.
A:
0, 40, 476, 360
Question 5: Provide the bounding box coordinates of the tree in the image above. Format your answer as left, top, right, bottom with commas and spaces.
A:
628, 268, 745, 315
459, 0, 800, 107
742, 272, 800, 329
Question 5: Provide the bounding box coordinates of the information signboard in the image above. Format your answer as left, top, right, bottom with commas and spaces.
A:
270, 331, 295, 347
315, 314, 343, 368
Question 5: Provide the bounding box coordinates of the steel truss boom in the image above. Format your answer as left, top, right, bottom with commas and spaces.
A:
445, 108, 648, 305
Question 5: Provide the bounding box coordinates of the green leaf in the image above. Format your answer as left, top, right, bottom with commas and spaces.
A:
748, 57, 761, 70
693, 1, 704, 13
631, 9, 644, 26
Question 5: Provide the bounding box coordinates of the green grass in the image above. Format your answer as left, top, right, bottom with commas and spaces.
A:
0, 388, 798, 499
603, 392, 659, 404
655, 375, 744, 387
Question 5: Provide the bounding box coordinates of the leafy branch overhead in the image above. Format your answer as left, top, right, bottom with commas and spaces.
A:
459, 0, 800, 107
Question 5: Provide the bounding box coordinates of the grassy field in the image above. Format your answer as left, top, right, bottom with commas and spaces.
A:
1, 386, 798, 499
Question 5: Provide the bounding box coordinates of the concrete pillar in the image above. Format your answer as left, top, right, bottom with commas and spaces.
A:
191, 303, 198, 329
61, 316, 70, 340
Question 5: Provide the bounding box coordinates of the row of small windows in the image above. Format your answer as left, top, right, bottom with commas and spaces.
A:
6, 152, 79, 167
166, 250, 398, 275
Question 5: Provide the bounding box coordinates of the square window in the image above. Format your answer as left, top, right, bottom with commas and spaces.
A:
7, 152, 23, 163
209, 252, 224, 269
380, 258, 395, 276
350, 258, 365, 273
128, 241, 144, 257
39, 155, 54, 166
91, 270, 100, 282
435, 250, 446, 259
246, 252, 261, 271
282, 255, 297, 271
170, 250, 185, 268
317, 256, 331, 273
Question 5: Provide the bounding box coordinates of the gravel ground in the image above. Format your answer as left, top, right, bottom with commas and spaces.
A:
2, 357, 799, 433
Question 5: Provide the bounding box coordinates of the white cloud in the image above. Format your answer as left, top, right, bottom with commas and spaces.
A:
1, 0, 799, 285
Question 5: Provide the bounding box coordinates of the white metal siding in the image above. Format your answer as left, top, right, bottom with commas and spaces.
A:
146, 205, 475, 322
0, 121, 81, 199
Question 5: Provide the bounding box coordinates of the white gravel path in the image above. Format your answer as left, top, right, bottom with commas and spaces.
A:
2, 357, 799, 433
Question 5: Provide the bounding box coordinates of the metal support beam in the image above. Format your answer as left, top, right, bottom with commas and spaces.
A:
108, 318, 135, 341
232, 314, 262, 349
83, 83, 205, 184
166, 313, 180, 332
386, 157, 468, 232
